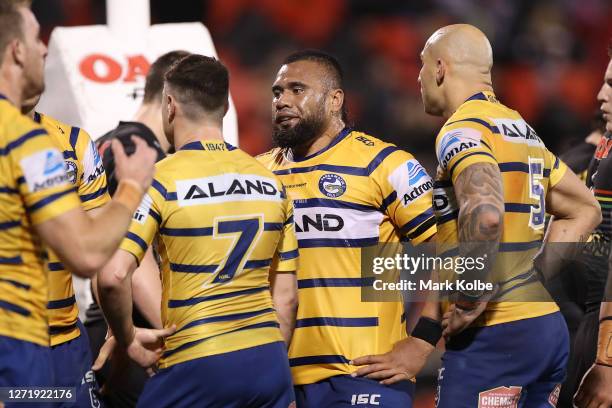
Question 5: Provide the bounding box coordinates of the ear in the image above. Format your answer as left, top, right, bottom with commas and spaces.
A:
435, 59, 446, 86
329, 89, 344, 117
167, 94, 176, 124
10, 39, 25, 68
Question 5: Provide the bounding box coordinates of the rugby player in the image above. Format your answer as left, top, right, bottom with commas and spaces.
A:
0, 0, 156, 394
258, 50, 437, 407
98, 55, 298, 408
573, 42, 612, 408
88, 50, 188, 408
21, 92, 110, 407
414, 24, 601, 407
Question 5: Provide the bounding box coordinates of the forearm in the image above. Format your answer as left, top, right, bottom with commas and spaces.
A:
131, 248, 162, 328
270, 272, 298, 346
98, 252, 137, 347
275, 298, 297, 345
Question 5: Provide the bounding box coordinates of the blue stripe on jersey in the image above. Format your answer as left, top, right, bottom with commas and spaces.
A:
225, 142, 237, 151
289, 354, 350, 367
47, 295, 76, 309
284, 215, 294, 226
28, 187, 77, 212
264, 222, 283, 231
151, 179, 167, 199
434, 179, 453, 188
292, 128, 352, 162
161, 227, 213, 236
400, 208, 435, 234
494, 274, 539, 299
170, 263, 217, 273
293, 197, 378, 212
279, 249, 299, 261
245, 259, 272, 269
0, 186, 18, 194
437, 209, 459, 225
407, 216, 436, 240
0, 94, 6, 101
0, 278, 30, 290
379, 191, 397, 213
505, 203, 533, 213
444, 118, 500, 134
0, 220, 20, 230
63, 150, 77, 160
149, 208, 162, 224
449, 151, 497, 178
16, 176, 25, 185
273, 145, 398, 177
33, 111, 42, 123
0, 255, 22, 265
0, 129, 48, 156
68, 127, 80, 151
126, 232, 148, 252
553, 156, 560, 169
162, 223, 282, 236
80, 186, 108, 203
179, 141, 203, 150
298, 237, 378, 248
167, 286, 269, 308
498, 162, 552, 177
0, 300, 30, 316
295, 317, 378, 328
167, 192, 178, 201
47, 262, 65, 271
497, 269, 536, 287
499, 240, 541, 252
177, 307, 275, 332
162, 321, 280, 359
297, 277, 374, 289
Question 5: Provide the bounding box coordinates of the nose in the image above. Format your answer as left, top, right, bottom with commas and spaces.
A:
275, 91, 290, 111
597, 83, 607, 103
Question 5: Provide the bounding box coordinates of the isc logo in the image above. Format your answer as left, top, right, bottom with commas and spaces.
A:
350, 394, 381, 405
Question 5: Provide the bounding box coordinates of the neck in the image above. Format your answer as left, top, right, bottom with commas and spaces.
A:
292, 119, 345, 159
133, 102, 169, 152
442, 79, 493, 120
0, 66, 23, 108
173, 117, 224, 150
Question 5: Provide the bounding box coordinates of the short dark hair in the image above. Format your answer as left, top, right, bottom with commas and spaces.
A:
282, 49, 348, 122
164, 54, 229, 118
143, 50, 190, 103
0, 0, 30, 65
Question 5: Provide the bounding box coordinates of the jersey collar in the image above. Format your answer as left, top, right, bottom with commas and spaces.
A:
289, 126, 352, 163
33, 111, 42, 123
465, 91, 497, 103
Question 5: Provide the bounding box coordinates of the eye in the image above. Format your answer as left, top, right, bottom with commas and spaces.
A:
292, 87, 303, 95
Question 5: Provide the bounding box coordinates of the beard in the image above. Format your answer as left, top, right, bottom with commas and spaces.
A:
272, 109, 327, 150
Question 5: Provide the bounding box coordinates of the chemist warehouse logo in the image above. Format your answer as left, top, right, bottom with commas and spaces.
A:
478, 386, 522, 408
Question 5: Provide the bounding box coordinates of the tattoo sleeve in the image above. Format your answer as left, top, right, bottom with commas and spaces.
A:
454, 162, 504, 299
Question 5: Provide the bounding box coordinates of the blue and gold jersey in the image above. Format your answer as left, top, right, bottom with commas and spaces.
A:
120, 140, 298, 369
434, 91, 567, 326
258, 128, 436, 385
34, 112, 110, 345
0, 95, 81, 346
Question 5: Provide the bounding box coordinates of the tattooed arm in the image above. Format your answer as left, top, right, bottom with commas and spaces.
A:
455, 162, 505, 297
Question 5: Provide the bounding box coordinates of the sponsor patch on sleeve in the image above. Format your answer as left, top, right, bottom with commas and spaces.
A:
133, 193, 152, 224
387, 159, 433, 207
20, 148, 70, 193
437, 127, 483, 170
82, 139, 105, 184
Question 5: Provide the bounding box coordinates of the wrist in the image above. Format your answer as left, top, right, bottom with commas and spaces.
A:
114, 179, 144, 213
411, 317, 442, 347
117, 326, 136, 349
595, 317, 612, 366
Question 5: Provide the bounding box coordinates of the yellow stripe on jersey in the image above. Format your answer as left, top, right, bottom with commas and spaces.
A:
258, 129, 436, 385
119, 140, 297, 368
434, 91, 567, 327
0, 96, 81, 346
35, 112, 111, 345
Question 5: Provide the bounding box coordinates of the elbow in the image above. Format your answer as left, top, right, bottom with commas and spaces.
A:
275, 291, 299, 314
69, 253, 107, 279
477, 206, 503, 238
587, 200, 603, 231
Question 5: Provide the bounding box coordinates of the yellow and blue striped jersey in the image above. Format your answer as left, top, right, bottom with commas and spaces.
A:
0, 95, 81, 346
434, 91, 567, 326
120, 140, 298, 369
34, 112, 110, 345
258, 128, 436, 385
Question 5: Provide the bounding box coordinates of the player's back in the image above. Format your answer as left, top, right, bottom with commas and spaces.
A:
435, 91, 565, 325
121, 140, 296, 369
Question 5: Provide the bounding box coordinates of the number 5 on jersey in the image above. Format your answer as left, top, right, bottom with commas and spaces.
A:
528, 157, 545, 230
212, 215, 264, 284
